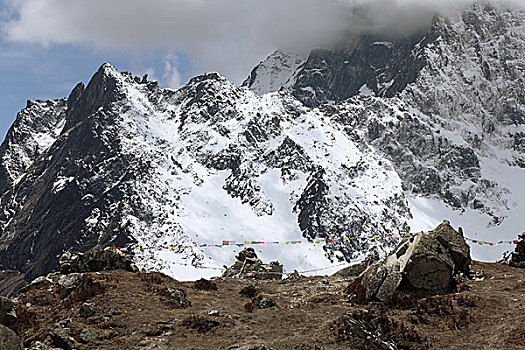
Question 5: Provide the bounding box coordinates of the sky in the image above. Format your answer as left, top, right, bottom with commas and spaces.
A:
1, 0, 523, 139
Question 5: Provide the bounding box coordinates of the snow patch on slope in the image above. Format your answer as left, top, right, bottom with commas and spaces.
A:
408, 156, 525, 261
99, 69, 410, 279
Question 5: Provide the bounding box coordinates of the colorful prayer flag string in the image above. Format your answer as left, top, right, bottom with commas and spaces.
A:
108, 231, 522, 252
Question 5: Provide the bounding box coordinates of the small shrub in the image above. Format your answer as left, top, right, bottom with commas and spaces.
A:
239, 285, 258, 298
344, 278, 367, 304
194, 278, 217, 291
181, 315, 219, 333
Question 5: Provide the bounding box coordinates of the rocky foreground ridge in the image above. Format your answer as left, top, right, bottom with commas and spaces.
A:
0, 222, 524, 349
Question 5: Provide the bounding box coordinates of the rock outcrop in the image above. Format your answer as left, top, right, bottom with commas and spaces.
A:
59, 252, 87, 274
362, 221, 471, 300
59, 249, 138, 275
509, 233, 525, 268
85, 250, 138, 273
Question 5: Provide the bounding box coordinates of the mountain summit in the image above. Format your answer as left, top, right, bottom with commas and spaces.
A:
1, 2, 524, 286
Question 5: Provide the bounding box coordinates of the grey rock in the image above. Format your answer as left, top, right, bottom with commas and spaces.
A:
57, 273, 80, 299
29, 341, 62, 350
364, 264, 388, 300
29, 341, 52, 350
339, 315, 398, 350
228, 345, 268, 350
0, 324, 23, 350
167, 288, 191, 308
59, 251, 87, 274
79, 302, 96, 318
0, 297, 17, 326
22, 276, 54, 292
108, 307, 122, 315
254, 296, 276, 309
375, 271, 403, 302
430, 221, 471, 273
49, 324, 74, 350
79, 328, 98, 343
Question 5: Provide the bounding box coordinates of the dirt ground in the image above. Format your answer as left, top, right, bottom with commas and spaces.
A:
9, 261, 525, 350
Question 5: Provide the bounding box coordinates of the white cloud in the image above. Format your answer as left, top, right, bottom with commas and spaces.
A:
162, 54, 182, 89
2, 0, 524, 83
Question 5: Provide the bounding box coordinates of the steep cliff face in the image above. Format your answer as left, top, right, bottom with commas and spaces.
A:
1, 2, 524, 283
0, 65, 137, 280
245, 2, 525, 227
0, 99, 67, 194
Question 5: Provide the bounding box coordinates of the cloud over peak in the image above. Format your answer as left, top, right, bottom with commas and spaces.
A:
3, 0, 523, 82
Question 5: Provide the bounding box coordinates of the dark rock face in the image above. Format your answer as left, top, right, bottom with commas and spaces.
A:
290, 31, 428, 107
0, 297, 17, 326
0, 324, 23, 350
0, 99, 67, 195
0, 65, 136, 282
509, 233, 525, 268
0, 272, 26, 298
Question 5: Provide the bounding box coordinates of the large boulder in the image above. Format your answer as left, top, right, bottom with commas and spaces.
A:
430, 222, 471, 273
362, 221, 471, 301
0, 324, 23, 350
509, 233, 525, 268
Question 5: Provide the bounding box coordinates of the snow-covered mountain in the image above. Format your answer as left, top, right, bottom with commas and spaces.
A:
0, 2, 524, 283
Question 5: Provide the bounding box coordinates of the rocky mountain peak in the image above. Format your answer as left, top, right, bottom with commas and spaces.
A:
1, 1, 524, 289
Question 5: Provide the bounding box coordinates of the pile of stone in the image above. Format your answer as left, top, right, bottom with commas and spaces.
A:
359, 220, 471, 301
222, 248, 283, 280
509, 233, 525, 268
59, 249, 138, 274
